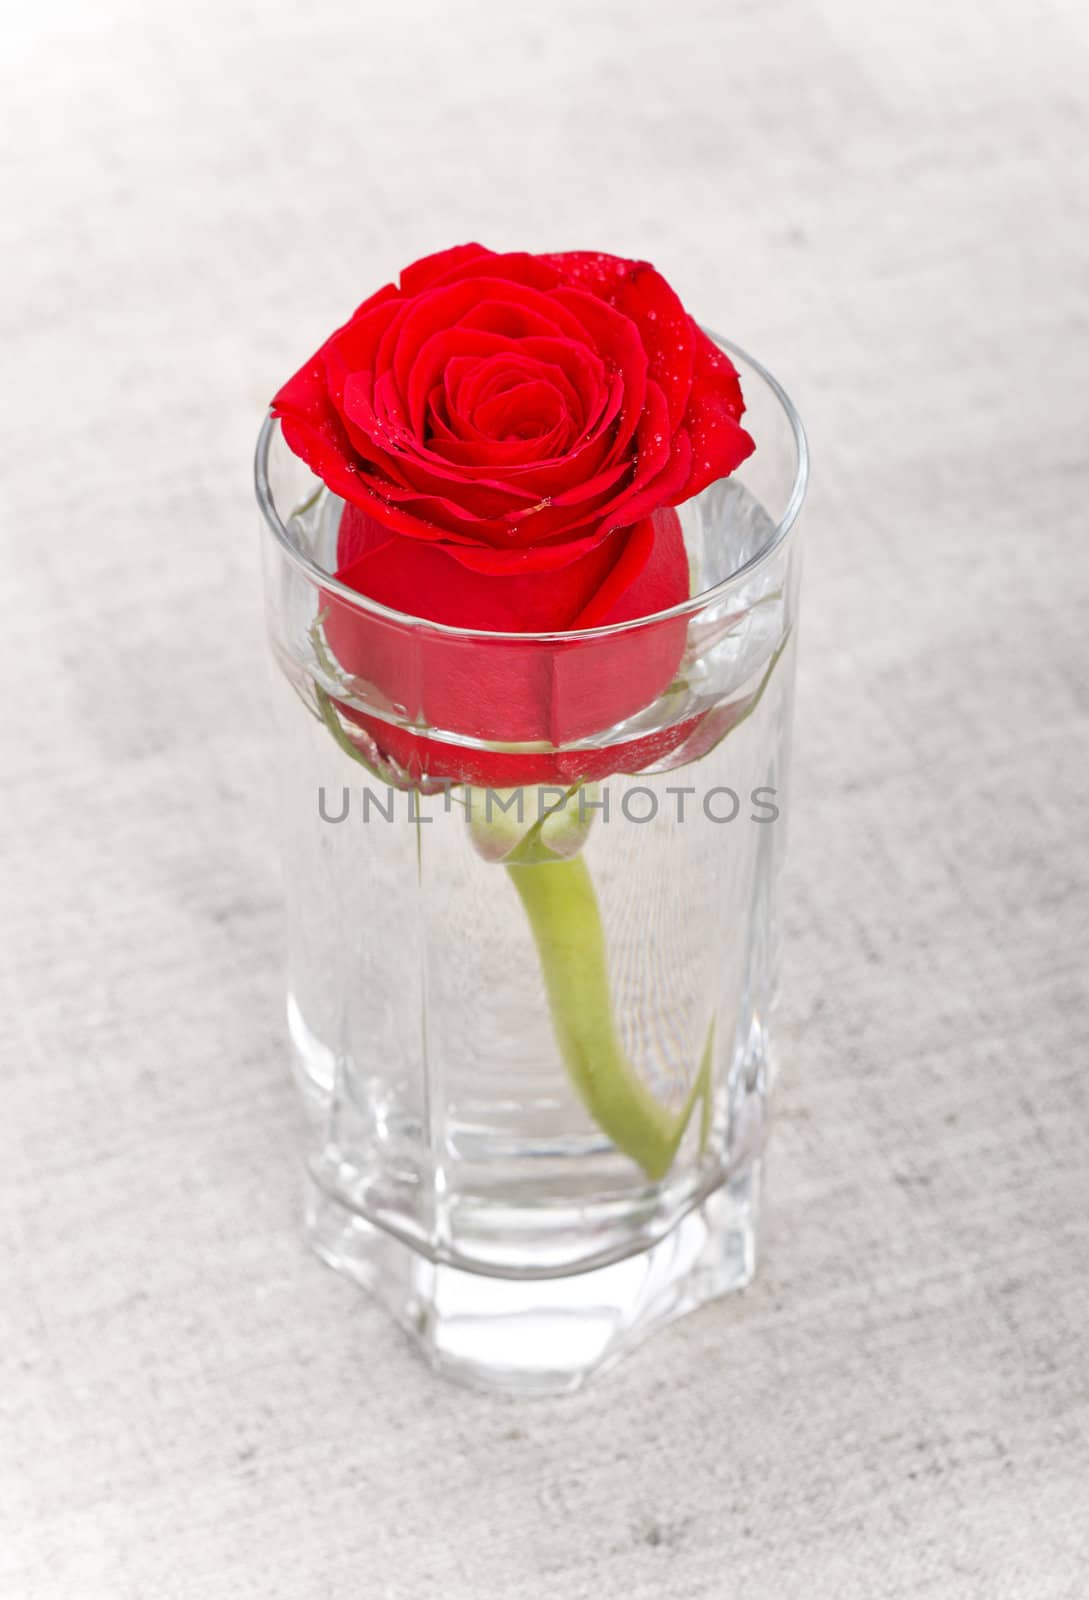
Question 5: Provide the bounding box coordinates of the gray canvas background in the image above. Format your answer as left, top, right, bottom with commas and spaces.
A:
2, 1, 1087, 1595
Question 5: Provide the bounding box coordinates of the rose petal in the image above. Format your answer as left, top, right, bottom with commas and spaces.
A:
417, 249, 566, 294
609, 265, 695, 429
674, 325, 755, 497
398, 242, 493, 295
540, 250, 640, 296
550, 286, 648, 458
550, 504, 689, 743
334, 501, 623, 632
571, 504, 688, 627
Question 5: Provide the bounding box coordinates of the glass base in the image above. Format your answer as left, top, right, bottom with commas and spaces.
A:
304, 1161, 761, 1396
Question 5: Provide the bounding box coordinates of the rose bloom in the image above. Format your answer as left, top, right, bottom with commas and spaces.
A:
273, 244, 754, 783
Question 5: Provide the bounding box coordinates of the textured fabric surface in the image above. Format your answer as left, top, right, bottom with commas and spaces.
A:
2, 1, 1087, 1595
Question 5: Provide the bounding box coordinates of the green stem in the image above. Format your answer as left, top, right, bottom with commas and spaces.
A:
506, 855, 712, 1181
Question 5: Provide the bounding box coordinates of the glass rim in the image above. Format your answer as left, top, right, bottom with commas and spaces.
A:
253, 332, 808, 644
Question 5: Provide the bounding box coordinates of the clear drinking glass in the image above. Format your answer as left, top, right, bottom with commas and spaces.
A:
255, 337, 807, 1394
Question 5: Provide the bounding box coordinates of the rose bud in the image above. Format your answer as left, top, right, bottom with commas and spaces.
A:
273, 245, 753, 784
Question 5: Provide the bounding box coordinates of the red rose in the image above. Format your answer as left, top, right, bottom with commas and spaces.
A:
272, 244, 754, 783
